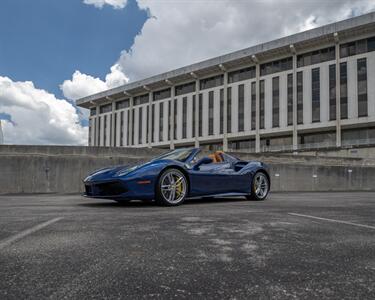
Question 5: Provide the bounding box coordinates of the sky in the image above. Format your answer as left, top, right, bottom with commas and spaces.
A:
1, 0, 375, 145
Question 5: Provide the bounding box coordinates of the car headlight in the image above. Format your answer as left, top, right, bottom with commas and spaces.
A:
116, 165, 139, 177
84, 167, 112, 181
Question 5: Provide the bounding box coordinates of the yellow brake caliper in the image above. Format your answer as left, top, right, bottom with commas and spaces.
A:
175, 177, 183, 197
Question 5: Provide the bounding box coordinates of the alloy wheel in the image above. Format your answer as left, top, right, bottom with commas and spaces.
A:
253, 172, 269, 199
160, 170, 187, 204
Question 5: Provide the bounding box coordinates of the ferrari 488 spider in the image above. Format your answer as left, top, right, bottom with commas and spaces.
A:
83, 148, 270, 206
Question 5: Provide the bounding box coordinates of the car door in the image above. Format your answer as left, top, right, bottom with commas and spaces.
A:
189, 162, 249, 197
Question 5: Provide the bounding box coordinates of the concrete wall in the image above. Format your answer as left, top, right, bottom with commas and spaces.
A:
0, 145, 374, 194
0, 145, 165, 194
270, 164, 375, 192
296, 145, 375, 160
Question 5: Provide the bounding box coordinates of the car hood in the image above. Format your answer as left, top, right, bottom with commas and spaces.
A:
84, 164, 139, 182
84, 159, 169, 182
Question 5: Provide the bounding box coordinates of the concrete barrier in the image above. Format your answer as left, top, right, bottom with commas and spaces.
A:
0, 145, 374, 194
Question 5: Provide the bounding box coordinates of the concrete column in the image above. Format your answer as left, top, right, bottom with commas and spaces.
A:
129, 97, 134, 147
335, 34, 342, 148
254, 59, 260, 153
170, 85, 175, 150
292, 52, 298, 150
194, 79, 200, 148
148, 92, 152, 148
223, 71, 228, 151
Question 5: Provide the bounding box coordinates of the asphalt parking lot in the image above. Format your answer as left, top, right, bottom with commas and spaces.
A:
0, 193, 374, 299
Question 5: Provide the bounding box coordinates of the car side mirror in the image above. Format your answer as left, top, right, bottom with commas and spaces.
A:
193, 157, 213, 170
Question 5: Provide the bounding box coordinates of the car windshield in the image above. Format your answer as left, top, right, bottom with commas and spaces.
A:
153, 148, 194, 162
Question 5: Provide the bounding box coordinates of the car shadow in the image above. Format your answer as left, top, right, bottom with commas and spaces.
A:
78, 196, 248, 208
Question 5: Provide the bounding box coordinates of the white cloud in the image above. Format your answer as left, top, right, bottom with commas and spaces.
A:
64, 0, 375, 102
0, 76, 87, 145
116, 0, 375, 81
60, 63, 128, 101
83, 0, 127, 9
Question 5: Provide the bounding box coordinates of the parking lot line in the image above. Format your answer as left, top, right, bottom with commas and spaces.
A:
0, 217, 63, 250
288, 213, 375, 230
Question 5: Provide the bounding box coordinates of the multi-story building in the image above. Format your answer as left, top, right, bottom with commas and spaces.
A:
77, 12, 375, 153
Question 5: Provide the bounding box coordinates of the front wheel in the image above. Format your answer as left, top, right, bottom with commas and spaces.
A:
246, 171, 269, 201
156, 169, 188, 206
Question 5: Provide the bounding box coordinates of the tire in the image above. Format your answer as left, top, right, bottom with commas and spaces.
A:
155, 168, 188, 206
246, 171, 269, 201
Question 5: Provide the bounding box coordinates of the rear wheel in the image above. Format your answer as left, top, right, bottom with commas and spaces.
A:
156, 169, 188, 206
246, 171, 269, 201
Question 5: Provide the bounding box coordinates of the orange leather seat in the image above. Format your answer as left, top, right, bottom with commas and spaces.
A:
214, 151, 224, 163
208, 154, 217, 163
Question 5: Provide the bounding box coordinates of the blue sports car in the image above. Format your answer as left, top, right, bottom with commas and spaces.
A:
83, 148, 270, 206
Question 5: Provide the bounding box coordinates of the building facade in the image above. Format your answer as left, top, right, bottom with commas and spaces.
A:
77, 13, 375, 152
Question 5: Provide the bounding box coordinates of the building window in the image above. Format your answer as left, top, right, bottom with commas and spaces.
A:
297, 46, 335, 68
134, 94, 149, 106
311, 68, 320, 123
174, 99, 178, 139
238, 84, 245, 132
98, 117, 101, 146
127, 110, 130, 146
116, 99, 130, 110
200, 142, 223, 151
299, 131, 336, 148
340, 62, 348, 119
261, 136, 293, 151
89, 119, 92, 146
220, 89, 224, 134
114, 113, 117, 146
260, 57, 292, 76
100, 103, 112, 114
131, 109, 135, 145
93, 118, 97, 146
251, 82, 256, 130
342, 127, 375, 146
200, 74, 224, 90
103, 115, 107, 146
208, 91, 214, 135
227, 87, 232, 133
272, 77, 279, 128
138, 107, 143, 144
357, 58, 368, 117
182, 97, 188, 138
151, 104, 155, 143
110, 114, 113, 146
146, 106, 149, 143
192, 95, 196, 138
260, 80, 265, 129
120, 111, 124, 146
153, 88, 171, 101
328, 64, 336, 121
297, 71, 303, 124
168, 100, 172, 140
175, 82, 196, 96
287, 74, 293, 126
228, 66, 256, 83
159, 102, 164, 142
340, 36, 375, 58
228, 139, 255, 152
199, 94, 203, 136
90, 108, 96, 116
